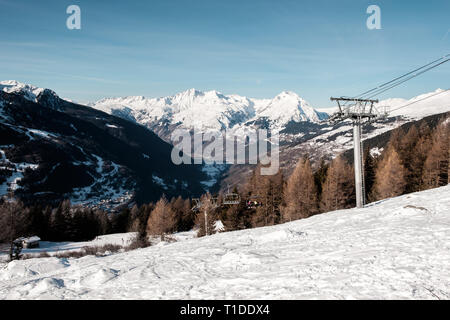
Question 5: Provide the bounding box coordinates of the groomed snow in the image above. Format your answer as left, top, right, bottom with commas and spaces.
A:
0, 185, 449, 299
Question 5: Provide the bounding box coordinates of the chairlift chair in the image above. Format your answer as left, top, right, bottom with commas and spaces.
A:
245, 195, 263, 209
222, 185, 241, 205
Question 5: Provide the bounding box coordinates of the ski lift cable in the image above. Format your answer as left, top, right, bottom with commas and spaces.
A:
388, 88, 450, 113
336, 54, 449, 108
364, 59, 450, 99
352, 54, 450, 99
340, 58, 450, 110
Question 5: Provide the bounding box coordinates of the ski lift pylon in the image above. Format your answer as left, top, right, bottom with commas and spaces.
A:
191, 197, 220, 211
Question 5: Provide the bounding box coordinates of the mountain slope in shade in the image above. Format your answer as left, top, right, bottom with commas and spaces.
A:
1, 185, 449, 299
0, 83, 206, 209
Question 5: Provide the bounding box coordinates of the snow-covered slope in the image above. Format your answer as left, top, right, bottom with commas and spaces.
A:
91, 89, 328, 132
1, 185, 449, 299
317, 89, 450, 120
379, 88, 450, 119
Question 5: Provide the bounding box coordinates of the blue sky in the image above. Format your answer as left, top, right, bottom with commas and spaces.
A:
0, 0, 449, 107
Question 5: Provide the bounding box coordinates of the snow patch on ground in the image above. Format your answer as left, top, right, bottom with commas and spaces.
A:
370, 147, 384, 158
0, 146, 39, 196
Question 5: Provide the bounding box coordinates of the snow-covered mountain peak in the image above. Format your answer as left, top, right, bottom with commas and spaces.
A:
171, 88, 239, 108
275, 90, 301, 99
0, 80, 47, 102
90, 89, 329, 133
0, 80, 68, 112
257, 90, 328, 126
173, 88, 202, 99
0, 80, 22, 87
271, 91, 309, 107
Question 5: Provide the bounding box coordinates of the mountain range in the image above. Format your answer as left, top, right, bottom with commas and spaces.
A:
90, 86, 450, 133
90, 85, 450, 187
90, 89, 329, 139
1, 80, 449, 208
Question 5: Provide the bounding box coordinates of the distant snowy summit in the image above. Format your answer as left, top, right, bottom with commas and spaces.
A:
0, 80, 63, 110
90, 89, 329, 132
0, 80, 47, 102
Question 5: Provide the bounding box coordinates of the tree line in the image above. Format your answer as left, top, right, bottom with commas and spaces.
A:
0, 196, 195, 244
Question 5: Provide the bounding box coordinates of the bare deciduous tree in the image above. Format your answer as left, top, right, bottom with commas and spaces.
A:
320, 156, 355, 211
372, 146, 407, 200
282, 157, 317, 221
195, 193, 217, 237
422, 119, 449, 188
146, 196, 176, 240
